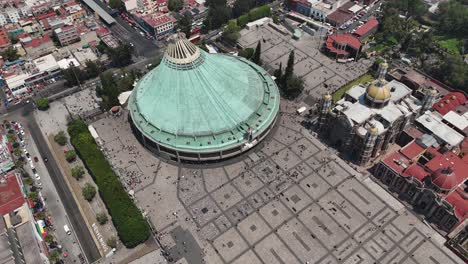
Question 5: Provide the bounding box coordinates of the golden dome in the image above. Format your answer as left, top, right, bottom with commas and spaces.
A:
368, 126, 379, 135
366, 81, 391, 102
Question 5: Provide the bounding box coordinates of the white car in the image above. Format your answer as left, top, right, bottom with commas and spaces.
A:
34, 173, 40, 180
20, 130, 25, 136
36, 181, 42, 186
29, 160, 34, 168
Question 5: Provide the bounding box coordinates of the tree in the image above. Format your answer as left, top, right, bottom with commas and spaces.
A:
202, 0, 231, 31
283, 51, 295, 86
54, 131, 68, 146
106, 236, 117, 248
274, 62, 282, 83
96, 212, 108, 225
223, 20, 241, 42
6, 133, 16, 143
65, 150, 77, 162
48, 251, 60, 263
45, 234, 54, 243
13, 148, 22, 157
71, 166, 85, 180
82, 183, 97, 201
436, 0, 468, 37
14, 160, 24, 170
36, 98, 50, 111
385, 0, 428, 18
283, 74, 304, 99
24, 178, 33, 185
109, 0, 124, 10
28, 192, 38, 201
238, 48, 254, 59
62, 65, 88, 87
36, 211, 46, 220
168, 0, 184, 11
109, 44, 133, 67
177, 14, 192, 38
252, 41, 261, 65
1, 47, 20, 61
85, 60, 103, 79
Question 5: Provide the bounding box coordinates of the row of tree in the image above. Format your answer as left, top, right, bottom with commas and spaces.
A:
202, 0, 272, 32
274, 51, 304, 99
62, 60, 104, 87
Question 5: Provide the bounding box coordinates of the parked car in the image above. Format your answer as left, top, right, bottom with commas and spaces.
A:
34, 156, 39, 162
34, 173, 40, 180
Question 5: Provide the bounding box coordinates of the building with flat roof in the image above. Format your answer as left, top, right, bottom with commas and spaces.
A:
129, 34, 280, 161
54, 25, 80, 46
139, 14, 175, 37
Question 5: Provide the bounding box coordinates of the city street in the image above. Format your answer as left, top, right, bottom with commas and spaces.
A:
2, 105, 101, 263
82, 0, 160, 58
21, 122, 84, 264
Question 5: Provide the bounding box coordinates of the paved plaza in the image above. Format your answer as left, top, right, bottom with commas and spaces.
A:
238, 24, 374, 102
92, 109, 463, 264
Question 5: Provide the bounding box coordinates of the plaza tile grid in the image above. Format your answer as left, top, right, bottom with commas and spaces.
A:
92, 113, 462, 264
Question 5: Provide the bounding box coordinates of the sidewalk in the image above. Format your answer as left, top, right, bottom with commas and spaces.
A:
48, 135, 111, 257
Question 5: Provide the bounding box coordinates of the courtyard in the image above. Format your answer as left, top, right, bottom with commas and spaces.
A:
92, 106, 462, 264
237, 23, 374, 103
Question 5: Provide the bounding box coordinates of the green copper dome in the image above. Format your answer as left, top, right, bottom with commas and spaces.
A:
128, 35, 279, 157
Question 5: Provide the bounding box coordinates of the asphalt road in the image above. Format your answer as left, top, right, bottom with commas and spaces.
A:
84, 0, 159, 57
12, 104, 102, 263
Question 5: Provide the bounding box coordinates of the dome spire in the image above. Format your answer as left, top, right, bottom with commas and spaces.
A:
165, 33, 201, 65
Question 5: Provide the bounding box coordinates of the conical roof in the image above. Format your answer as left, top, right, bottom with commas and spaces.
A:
129, 35, 280, 153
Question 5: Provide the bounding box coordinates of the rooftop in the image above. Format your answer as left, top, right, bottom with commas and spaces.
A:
354, 17, 378, 37
22, 35, 52, 49
426, 151, 466, 190
0, 174, 24, 216
443, 111, 468, 132
327, 33, 361, 50
416, 111, 464, 147
143, 14, 175, 27
433, 92, 467, 115
129, 36, 280, 153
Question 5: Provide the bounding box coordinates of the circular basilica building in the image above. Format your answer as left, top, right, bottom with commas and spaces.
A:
128, 35, 280, 162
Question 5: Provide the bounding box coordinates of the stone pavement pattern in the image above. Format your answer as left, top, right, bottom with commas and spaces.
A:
237, 25, 374, 102
92, 111, 463, 264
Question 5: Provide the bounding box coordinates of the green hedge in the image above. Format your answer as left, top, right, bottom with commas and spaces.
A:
68, 120, 149, 248
237, 5, 271, 28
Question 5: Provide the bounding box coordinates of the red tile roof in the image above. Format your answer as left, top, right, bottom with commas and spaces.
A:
446, 188, 468, 220
0, 174, 24, 215
327, 33, 361, 51
354, 17, 378, 37
23, 35, 52, 49
433, 92, 467, 115
402, 164, 428, 181
96, 27, 110, 36
383, 152, 410, 175
36, 11, 56, 21
426, 151, 467, 190
400, 141, 425, 160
